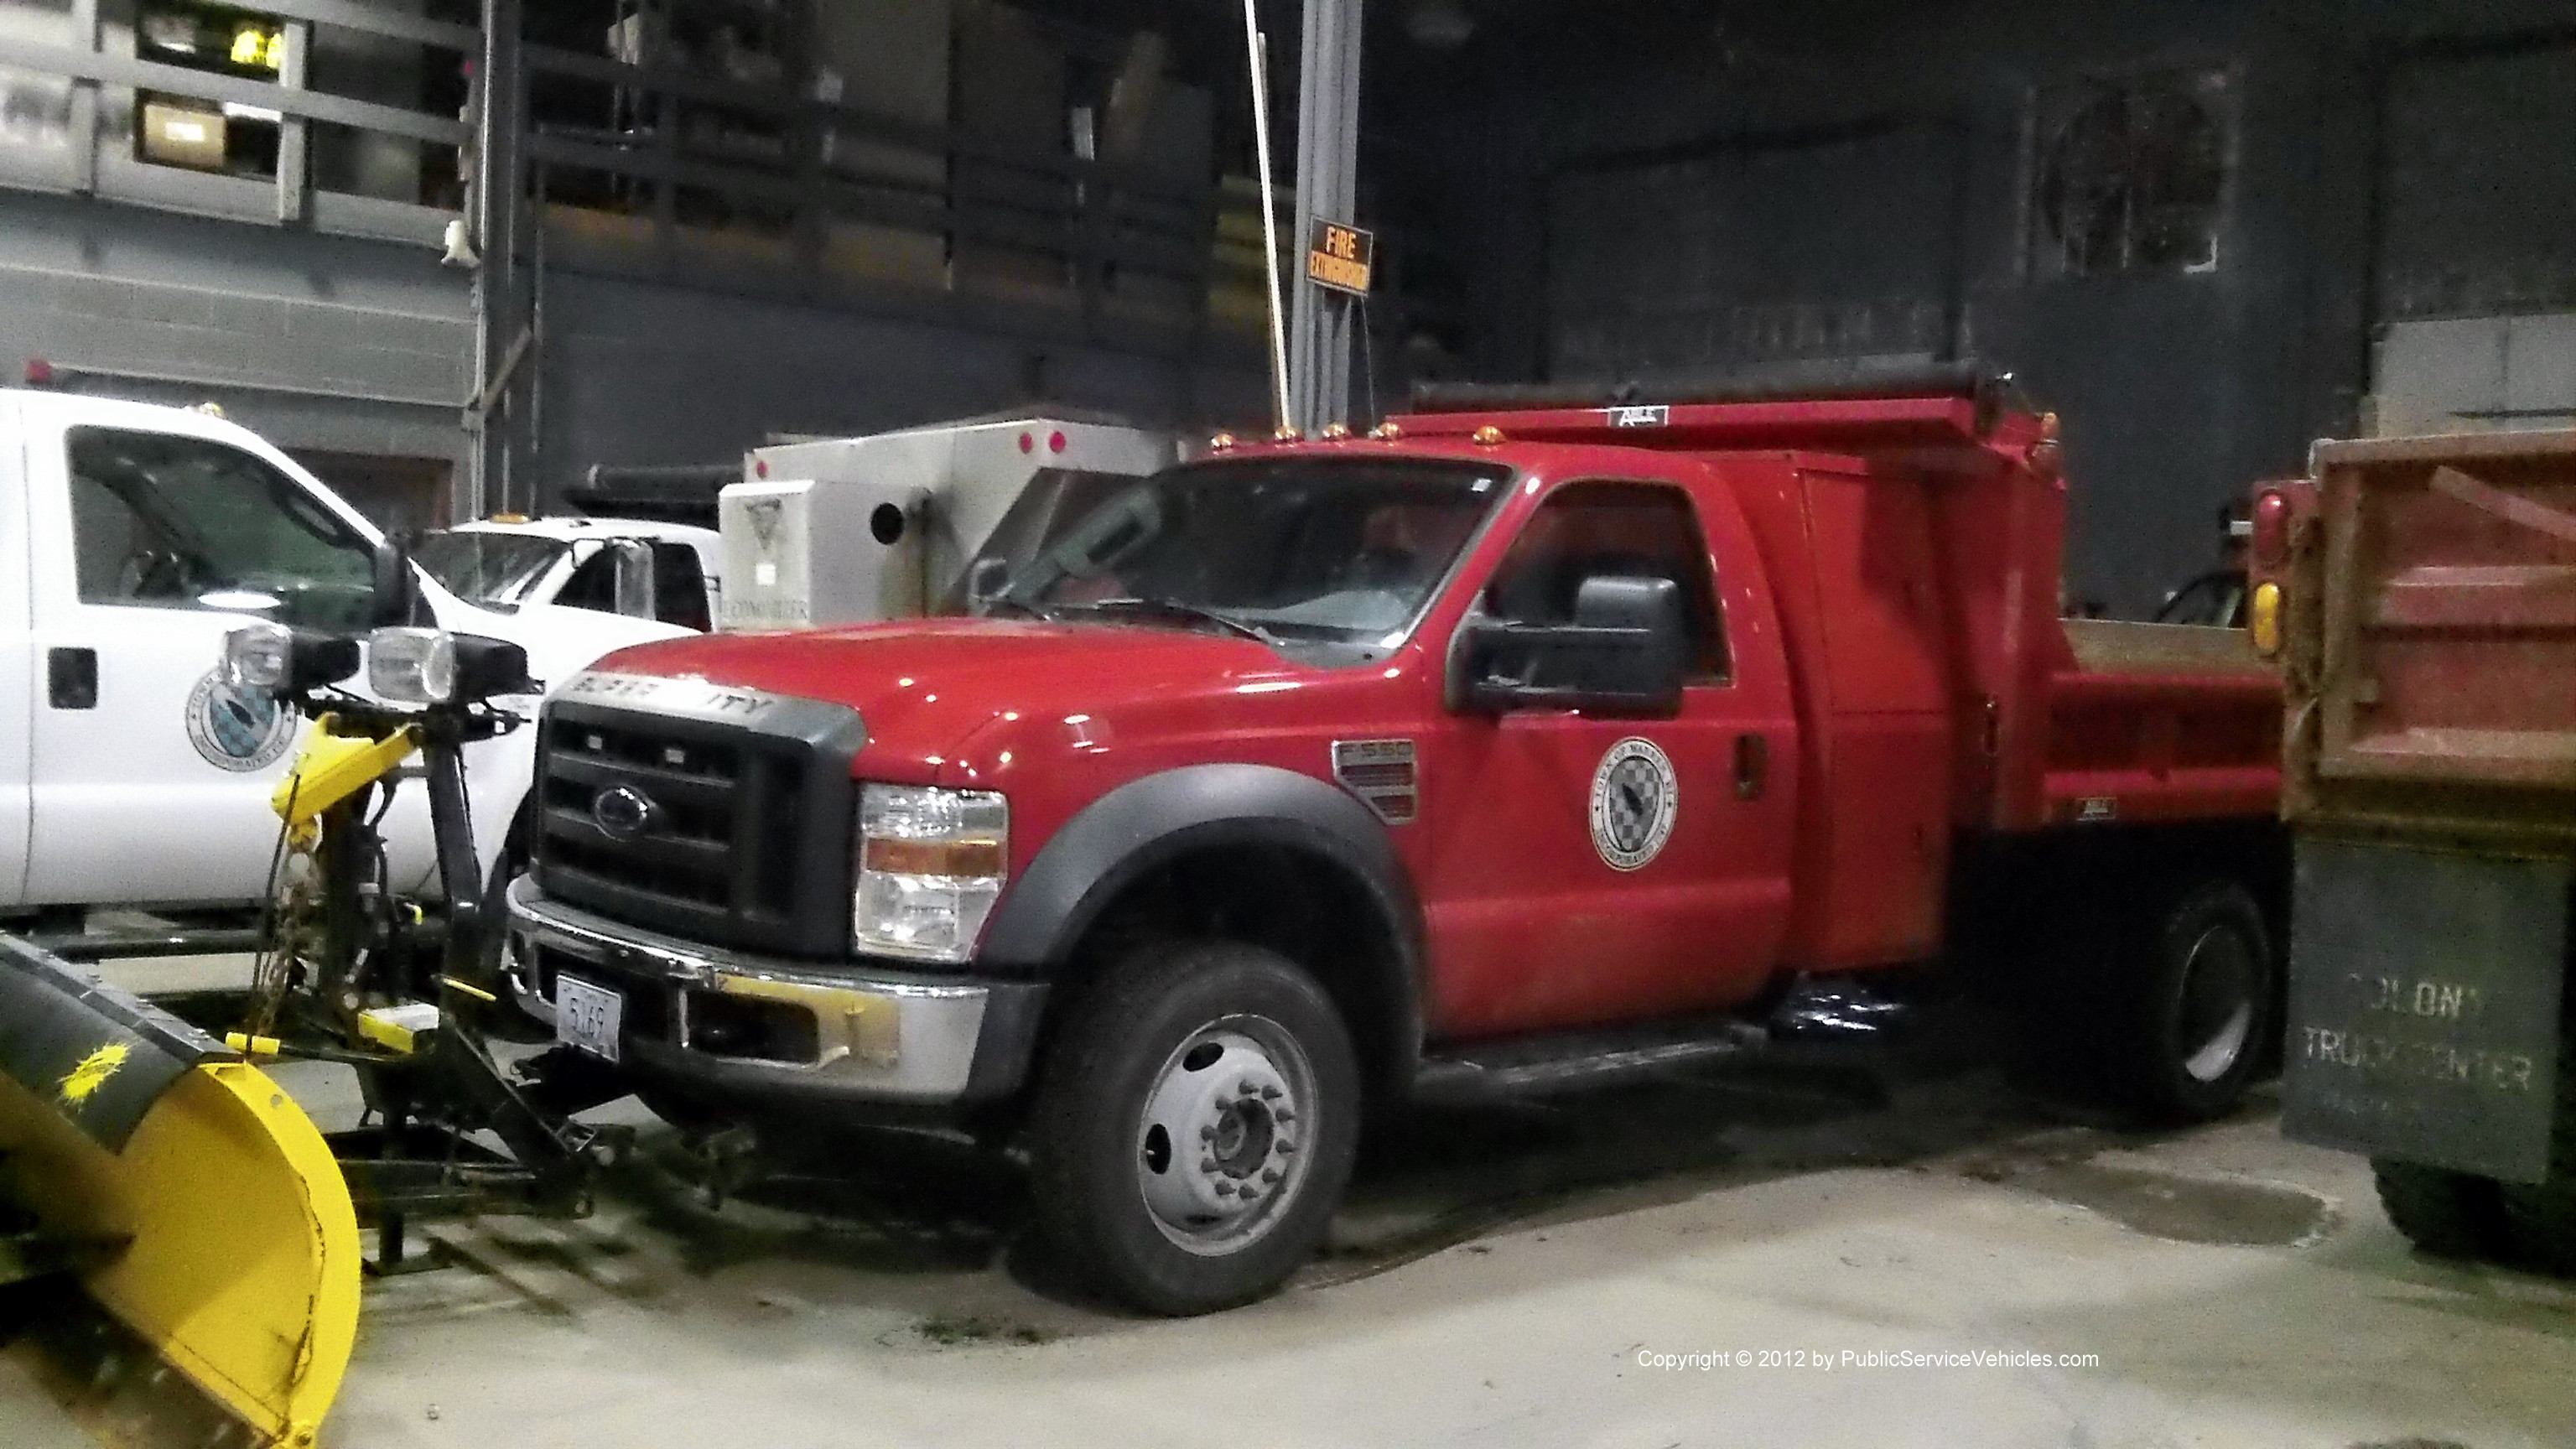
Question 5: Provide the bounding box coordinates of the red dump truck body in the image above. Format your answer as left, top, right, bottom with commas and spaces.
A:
2267, 429, 2576, 1219
1396, 393, 2280, 972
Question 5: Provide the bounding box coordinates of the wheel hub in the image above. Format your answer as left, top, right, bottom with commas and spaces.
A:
1135, 1026, 1311, 1252
2178, 924, 2257, 1084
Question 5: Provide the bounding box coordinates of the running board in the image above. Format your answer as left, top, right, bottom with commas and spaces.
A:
1412, 1018, 1769, 1106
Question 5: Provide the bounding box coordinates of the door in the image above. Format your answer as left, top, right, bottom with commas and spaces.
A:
1420, 478, 1799, 1038
0, 398, 32, 908
649, 541, 713, 631
24, 421, 379, 906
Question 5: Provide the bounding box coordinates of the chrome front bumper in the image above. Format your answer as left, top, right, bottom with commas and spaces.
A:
505, 876, 1026, 1105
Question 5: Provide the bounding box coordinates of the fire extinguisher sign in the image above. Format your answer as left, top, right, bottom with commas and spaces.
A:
1306, 221, 1375, 296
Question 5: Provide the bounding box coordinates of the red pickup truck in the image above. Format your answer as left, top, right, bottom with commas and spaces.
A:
504, 379, 2284, 1312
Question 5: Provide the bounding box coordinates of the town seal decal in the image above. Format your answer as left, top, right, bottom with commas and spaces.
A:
1590, 737, 1677, 871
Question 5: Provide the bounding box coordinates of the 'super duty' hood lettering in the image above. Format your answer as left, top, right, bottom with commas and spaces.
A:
561, 670, 787, 722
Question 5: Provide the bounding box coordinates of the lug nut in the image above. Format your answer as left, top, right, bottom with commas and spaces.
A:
1274, 1107, 1296, 1124
1261, 1167, 1281, 1183
1237, 1078, 1259, 1094
1275, 1139, 1296, 1154
1200, 1124, 1217, 1141
1215, 1181, 1237, 1196
1260, 1085, 1281, 1099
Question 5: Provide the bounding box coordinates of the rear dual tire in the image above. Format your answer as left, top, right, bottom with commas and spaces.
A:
2102, 880, 2277, 1123
2371, 1026, 2573, 1275
2020, 875, 2278, 1124
1028, 940, 1360, 1316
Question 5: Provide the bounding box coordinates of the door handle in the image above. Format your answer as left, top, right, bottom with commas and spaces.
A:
47, 647, 96, 710
1732, 732, 1768, 800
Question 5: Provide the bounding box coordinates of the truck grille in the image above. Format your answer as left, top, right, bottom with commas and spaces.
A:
532, 691, 866, 958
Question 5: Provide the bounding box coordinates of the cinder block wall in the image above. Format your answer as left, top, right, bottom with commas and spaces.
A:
0, 188, 472, 470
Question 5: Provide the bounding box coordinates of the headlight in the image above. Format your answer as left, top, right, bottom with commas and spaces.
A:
223, 621, 358, 696
222, 621, 295, 692
368, 626, 456, 703
367, 628, 532, 704
853, 784, 1008, 963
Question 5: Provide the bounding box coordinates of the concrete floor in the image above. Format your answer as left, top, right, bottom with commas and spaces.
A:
13, 960, 2576, 1448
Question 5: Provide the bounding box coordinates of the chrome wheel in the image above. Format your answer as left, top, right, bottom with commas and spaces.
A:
1134, 1017, 1317, 1255
2176, 922, 2257, 1084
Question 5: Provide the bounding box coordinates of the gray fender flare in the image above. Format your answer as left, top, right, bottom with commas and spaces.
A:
975, 763, 1426, 1089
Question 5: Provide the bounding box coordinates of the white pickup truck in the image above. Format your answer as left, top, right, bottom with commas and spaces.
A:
0, 387, 699, 918
415, 515, 723, 634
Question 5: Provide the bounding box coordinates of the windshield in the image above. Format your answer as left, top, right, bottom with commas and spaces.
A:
986, 458, 1506, 663
67, 426, 377, 628
413, 531, 569, 613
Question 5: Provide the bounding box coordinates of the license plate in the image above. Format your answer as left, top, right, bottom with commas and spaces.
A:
555, 974, 623, 1063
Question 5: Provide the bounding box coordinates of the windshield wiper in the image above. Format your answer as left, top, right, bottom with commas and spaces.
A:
1054, 596, 1281, 647
979, 594, 1054, 621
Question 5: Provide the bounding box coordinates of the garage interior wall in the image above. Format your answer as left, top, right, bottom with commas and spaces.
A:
0, 0, 1268, 527
1379, 0, 2576, 615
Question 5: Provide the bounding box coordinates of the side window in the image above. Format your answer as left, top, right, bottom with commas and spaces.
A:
66, 427, 376, 628
1483, 480, 1730, 682
651, 543, 711, 631
554, 547, 618, 612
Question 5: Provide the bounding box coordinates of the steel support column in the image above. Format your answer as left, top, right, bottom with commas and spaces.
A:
1287, 0, 1363, 435
466, 0, 524, 520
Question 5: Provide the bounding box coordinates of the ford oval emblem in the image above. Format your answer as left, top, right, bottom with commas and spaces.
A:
591, 784, 658, 839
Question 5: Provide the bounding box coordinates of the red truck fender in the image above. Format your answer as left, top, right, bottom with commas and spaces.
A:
977, 762, 1426, 1110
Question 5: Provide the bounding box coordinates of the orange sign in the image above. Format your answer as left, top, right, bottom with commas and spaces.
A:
1306, 221, 1374, 296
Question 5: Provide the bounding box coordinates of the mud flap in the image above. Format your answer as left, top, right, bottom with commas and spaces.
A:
2280, 838, 2568, 1183
0, 935, 360, 1447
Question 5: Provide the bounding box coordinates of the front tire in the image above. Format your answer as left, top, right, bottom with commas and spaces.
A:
1028, 940, 1360, 1315
460, 847, 552, 1043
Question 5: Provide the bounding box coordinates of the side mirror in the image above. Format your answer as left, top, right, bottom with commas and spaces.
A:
1449, 574, 1688, 718
606, 538, 657, 619
370, 533, 418, 628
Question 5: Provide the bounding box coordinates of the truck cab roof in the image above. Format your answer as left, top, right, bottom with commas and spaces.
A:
445, 515, 719, 549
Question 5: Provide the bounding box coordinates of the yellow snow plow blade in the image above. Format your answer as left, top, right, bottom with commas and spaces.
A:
0, 936, 360, 1447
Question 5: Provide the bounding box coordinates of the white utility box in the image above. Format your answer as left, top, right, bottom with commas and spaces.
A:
720, 414, 1175, 631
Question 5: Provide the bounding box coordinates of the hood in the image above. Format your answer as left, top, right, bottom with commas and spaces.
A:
586, 617, 1302, 771
427, 589, 693, 698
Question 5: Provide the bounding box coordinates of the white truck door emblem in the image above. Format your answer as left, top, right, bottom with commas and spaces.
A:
184, 667, 293, 772
1589, 737, 1678, 871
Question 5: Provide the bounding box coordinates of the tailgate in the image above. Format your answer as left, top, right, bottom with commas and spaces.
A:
2313, 429, 2576, 789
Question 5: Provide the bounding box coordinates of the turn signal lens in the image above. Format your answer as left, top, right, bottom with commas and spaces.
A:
2250, 581, 2283, 657
1472, 424, 1506, 445
854, 784, 1009, 963
2251, 489, 2289, 569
